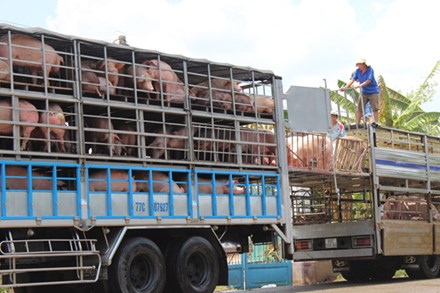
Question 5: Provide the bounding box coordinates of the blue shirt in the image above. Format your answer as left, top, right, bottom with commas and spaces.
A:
352, 67, 379, 95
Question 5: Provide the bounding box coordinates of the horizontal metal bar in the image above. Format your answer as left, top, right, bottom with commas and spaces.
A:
0, 265, 97, 274
0, 252, 99, 258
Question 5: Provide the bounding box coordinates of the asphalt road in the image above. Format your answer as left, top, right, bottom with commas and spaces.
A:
219, 278, 440, 293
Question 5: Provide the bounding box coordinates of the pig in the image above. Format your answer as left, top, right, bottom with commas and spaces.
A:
0, 165, 65, 190
85, 117, 125, 156
239, 129, 276, 165
0, 34, 64, 85
125, 65, 154, 92
81, 61, 116, 96
38, 103, 66, 152
88, 169, 136, 192
81, 58, 124, 89
97, 58, 125, 87
234, 93, 254, 112
286, 134, 333, 170
180, 176, 245, 195
0, 99, 39, 151
190, 88, 233, 110
134, 171, 184, 193
253, 95, 275, 114
0, 59, 10, 81
189, 78, 242, 97
115, 122, 137, 157
382, 196, 440, 221
143, 59, 185, 103
381, 196, 401, 220
195, 127, 237, 163
189, 79, 241, 110
148, 126, 187, 159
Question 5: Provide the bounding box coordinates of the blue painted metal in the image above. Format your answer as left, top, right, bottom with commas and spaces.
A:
0, 160, 81, 220
245, 261, 292, 289
376, 159, 427, 170
194, 169, 281, 220
1, 161, 281, 222
228, 246, 292, 289
228, 264, 244, 289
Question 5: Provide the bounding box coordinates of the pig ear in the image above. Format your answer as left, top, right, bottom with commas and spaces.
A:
143, 60, 153, 66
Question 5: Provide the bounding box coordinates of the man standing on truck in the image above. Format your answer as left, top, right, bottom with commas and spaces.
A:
339, 58, 380, 124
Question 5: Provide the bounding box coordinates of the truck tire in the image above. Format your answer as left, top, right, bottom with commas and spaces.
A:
108, 237, 166, 293
407, 255, 440, 279
166, 236, 219, 293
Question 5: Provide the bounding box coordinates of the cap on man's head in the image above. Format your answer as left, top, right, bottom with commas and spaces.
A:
356, 58, 369, 66
331, 110, 339, 117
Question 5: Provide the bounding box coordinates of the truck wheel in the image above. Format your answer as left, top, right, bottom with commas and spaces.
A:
407, 255, 440, 279
108, 237, 166, 293
166, 236, 219, 293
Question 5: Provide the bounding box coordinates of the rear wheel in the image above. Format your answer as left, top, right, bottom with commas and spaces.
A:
108, 237, 166, 293
407, 255, 440, 279
166, 236, 219, 293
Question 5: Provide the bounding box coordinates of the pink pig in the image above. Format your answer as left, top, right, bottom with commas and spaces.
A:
88, 169, 136, 192
0, 34, 63, 85
144, 59, 185, 103
181, 176, 245, 195
134, 171, 184, 193
0, 99, 39, 151
38, 103, 66, 152
0, 165, 65, 190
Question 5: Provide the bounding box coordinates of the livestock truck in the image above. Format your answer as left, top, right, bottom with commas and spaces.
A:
0, 23, 438, 293
0, 24, 292, 293
286, 86, 440, 281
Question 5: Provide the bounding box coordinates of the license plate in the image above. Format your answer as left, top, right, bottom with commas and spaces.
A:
325, 238, 337, 249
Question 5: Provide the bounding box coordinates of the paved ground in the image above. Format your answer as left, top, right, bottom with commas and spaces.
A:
217, 278, 440, 293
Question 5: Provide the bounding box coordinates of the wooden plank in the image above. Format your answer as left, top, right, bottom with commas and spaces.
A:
382, 220, 433, 255
435, 223, 440, 254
